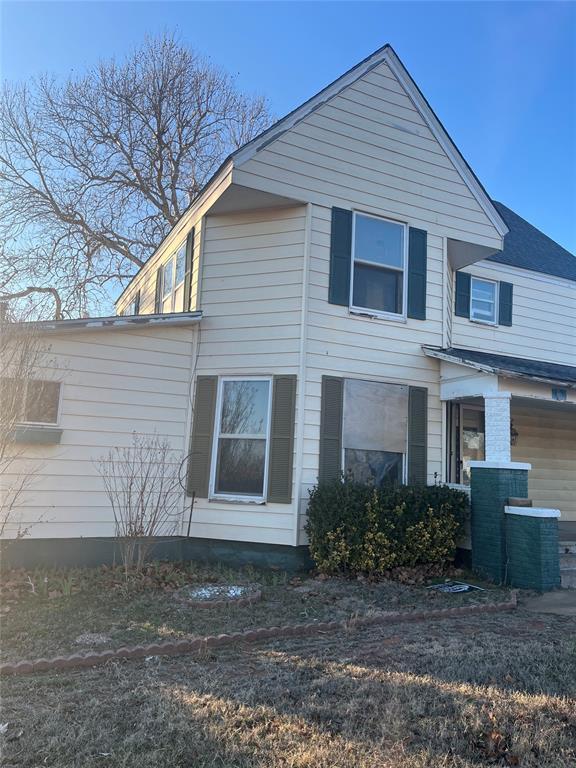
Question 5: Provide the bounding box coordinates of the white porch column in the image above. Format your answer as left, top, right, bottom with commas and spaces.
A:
483, 392, 512, 462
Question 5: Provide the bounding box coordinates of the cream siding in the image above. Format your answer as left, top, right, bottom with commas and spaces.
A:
296, 204, 446, 543
1, 326, 196, 539
452, 261, 576, 366
188, 205, 306, 546
234, 61, 502, 250
511, 401, 576, 523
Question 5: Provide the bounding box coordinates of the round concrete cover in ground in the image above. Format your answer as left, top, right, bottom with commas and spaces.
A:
175, 583, 262, 607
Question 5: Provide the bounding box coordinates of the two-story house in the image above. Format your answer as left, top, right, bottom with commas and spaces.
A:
3, 44, 575, 574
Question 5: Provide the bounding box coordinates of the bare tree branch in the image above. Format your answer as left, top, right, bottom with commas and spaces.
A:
0, 32, 272, 318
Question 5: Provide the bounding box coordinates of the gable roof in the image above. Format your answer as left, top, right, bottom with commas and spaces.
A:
232, 44, 508, 238
487, 201, 576, 283
424, 346, 576, 388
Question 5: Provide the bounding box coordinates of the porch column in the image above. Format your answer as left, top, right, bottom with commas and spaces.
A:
483, 392, 511, 462
470, 390, 530, 582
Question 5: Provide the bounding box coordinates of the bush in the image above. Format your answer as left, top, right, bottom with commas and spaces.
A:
306, 478, 469, 578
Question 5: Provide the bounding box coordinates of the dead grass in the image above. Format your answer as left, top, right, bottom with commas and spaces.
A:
1, 609, 575, 767
0, 564, 507, 662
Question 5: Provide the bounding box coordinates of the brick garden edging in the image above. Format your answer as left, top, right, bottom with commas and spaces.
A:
0, 592, 517, 676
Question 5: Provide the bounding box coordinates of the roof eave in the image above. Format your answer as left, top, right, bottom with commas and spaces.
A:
11, 311, 203, 334
422, 346, 576, 390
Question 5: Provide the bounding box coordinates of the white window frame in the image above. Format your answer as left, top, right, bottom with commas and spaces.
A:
349, 211, 408, 322
18, 380, 62, 427
161, 242, 187, 313
209, 376, 273, 503
470, 276, 498, 325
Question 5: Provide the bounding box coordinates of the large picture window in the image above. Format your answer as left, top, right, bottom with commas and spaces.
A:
342, 379, 408, 485
351, 213, 406, 318
211, 378, 272, 500
161, 243, 186, 313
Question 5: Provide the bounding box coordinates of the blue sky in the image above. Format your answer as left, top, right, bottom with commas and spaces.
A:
1, 0, 575, 252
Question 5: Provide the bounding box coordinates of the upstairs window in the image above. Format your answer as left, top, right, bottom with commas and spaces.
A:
351, 213, 406, 318
161, 243, 186, 313
470, 277, 497, 324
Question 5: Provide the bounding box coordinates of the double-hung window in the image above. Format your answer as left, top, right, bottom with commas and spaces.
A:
211, 378, 272, 500
470, 277, 497, 324
351, 213, 406, 318
161, 243, 186, 313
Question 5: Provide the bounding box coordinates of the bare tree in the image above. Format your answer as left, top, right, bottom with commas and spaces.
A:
0, 33, 271, 318
0, 313, 48, 538
96, 432, 183, 576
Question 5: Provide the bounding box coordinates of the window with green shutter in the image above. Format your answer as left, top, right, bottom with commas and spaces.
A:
318, 377, 428, 487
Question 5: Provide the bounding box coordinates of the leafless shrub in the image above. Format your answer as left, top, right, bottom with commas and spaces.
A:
0, 32, 272, 318
96, 432, 183, 576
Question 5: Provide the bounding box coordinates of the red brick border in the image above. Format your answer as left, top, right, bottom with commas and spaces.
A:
0, 592, 517, 676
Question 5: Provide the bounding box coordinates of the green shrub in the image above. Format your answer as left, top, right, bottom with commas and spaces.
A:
306, 478, 469, 578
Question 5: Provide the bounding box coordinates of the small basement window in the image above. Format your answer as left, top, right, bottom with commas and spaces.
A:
210, 378, 272, 501
351, 213, 406, 318
470, 277, 497, 324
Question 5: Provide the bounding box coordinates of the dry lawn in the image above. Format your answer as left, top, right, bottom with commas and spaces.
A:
0, 565, 506, 662
1, 608, 575, 767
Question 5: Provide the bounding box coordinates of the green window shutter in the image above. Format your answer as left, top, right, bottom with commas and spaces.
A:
498, 281, 513, 326
407, 227, 427, 320
407, 386, 428, 486
154, 267, 163, 314
187, 376, 218, 497
454, 271, 471, 318
133, 290, 141, 315
183, 228, 195, 312
319, 376, 344, 483
329, 208, 352, 306
267, 375, 297, 503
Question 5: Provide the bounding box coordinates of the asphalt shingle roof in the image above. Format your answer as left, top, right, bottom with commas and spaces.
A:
438, 347, 576, 386
488, 202, 576, 283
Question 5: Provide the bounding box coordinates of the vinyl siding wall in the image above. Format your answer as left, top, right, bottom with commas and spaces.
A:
230, 59, 505, 544
234, 61, 502, 251
511, 401, 576, 524
452, 261, 576, 366
1, 326, 195, 539
188, 206, 306, 546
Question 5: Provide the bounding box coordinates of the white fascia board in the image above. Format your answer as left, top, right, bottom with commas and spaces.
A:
423, 347, 576, 391
25, 312, 203, 335
233, 45, 507, 240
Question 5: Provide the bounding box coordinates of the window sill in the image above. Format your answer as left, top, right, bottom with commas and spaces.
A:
12, 425, 63, 445
469, 318, 498, 327
349, 308, 407, 324
208, 496, 266, 506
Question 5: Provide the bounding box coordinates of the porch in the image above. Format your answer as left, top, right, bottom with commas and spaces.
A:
425, 346, 576, 589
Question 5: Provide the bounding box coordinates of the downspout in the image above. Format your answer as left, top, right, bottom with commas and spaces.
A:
292, 203, 312, 547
